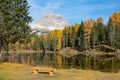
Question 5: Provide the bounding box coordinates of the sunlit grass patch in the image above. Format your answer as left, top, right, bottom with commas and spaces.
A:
0, 63, 120, 80
0, 78, 14, 80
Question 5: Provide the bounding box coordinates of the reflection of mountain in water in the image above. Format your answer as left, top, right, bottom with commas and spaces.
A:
30, 12, 68, 34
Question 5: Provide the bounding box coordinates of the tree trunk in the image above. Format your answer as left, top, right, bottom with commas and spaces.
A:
0, 39, 3, 60
41, 44, 46, 59
117, 48, 119, 53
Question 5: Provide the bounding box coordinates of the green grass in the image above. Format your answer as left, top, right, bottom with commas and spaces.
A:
0, 78, 14, 80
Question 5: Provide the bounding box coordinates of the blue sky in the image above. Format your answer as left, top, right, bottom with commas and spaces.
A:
27, 0, 120, 25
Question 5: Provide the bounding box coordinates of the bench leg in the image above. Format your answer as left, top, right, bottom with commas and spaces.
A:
33, 70, 38, 74
48, 70, 54, 76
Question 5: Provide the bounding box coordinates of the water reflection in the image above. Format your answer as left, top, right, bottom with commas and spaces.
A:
1, 52, 120, 72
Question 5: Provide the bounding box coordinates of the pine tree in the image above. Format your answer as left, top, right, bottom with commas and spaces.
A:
0, 0, 32, 53
96, 17, 105, 45
108, 12, 120, 52
78, 22, 84, 50
115, 26, 120, 52
62, 26, 69, 47
46, 34, 51, 50
106, 21, 116, 48
51, 36, 57, 51
33, 34, 39, 50
90, 22, 98, 50
69, 25, 75, 48
74, 24, 80, 47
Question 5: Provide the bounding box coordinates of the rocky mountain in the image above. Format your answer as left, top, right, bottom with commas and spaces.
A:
30, 12, 68, 34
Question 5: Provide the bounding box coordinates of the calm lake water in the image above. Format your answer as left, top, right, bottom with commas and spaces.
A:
1, 52, 120, 72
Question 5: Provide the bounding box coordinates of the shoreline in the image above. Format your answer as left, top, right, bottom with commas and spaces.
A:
1, 47, 118, 58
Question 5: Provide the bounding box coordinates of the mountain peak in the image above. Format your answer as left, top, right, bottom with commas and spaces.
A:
46, 11, 53, 16
31, 12, 68, 34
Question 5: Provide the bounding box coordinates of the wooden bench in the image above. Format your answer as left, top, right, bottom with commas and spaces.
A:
33, 67, 55, 76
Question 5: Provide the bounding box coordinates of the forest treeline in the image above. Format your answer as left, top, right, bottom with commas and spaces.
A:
5, 12, 120, 52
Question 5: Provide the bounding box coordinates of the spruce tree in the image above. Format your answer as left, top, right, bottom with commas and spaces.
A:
33, 34, 39, 50
96, 17, 105, 45
51, 36, 57, 51
79, 22, 84, 50
115, 26, 120, 52
90, 23, 98, 50
0, 0, 32, 53
106, 22, 116, 48
62, 26, 69, 47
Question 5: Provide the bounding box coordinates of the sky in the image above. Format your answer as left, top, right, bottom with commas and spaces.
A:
27, 0, 120, 25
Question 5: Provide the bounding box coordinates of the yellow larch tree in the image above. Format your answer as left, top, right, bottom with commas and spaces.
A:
84, 19, 94, 50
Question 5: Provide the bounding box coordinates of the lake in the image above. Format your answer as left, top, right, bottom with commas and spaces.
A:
1, 52, 120, 72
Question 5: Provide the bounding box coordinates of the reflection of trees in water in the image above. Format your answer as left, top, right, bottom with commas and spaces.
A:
21, 54, 25, 64
31, 53, 36, 66
18, 54, 21, 64
57, 55, 62, 68
1, 53, 120, 72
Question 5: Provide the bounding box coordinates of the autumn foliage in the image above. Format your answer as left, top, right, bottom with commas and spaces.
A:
7, 12, 120, 52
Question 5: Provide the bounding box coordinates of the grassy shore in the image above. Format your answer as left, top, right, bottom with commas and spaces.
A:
0, 63, 120, 80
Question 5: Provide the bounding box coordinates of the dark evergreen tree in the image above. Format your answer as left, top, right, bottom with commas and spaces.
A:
77, 22, 84, 50
62, 28, 66, 48
90, 23, 98, 50
0, 0, 32, 53
106, 22, 116, 48
46, 35, 51, 50
115, 26, 120, 52
97, 23, 105, 45
51, 36, 57, 51
62, 26, 69, 48
62, 31, 66, 48
70, 26, 75, 48
33, 34, 39, 50
76, 24, 81, 47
